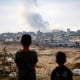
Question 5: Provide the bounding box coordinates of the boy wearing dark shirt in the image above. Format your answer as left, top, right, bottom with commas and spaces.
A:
15, 34, 38, 80
51, 52, 73, 80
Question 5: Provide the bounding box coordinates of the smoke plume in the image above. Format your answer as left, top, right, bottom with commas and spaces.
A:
27, 13, 49, 32
22, 0, 49, 32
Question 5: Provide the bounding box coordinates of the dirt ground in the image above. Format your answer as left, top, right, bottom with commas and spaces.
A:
0, 42, 80, 80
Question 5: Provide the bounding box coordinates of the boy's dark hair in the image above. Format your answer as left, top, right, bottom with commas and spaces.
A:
21, 34, 32, 47
56, 52, 66, 64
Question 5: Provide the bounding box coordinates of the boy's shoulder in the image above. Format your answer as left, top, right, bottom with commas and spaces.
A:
29, 50, 37, 56
53, 66, 72, 74
29, 50, 37, 53
56, 66, 71, 70
16, 50, 22, 54
16, 50, 37, 55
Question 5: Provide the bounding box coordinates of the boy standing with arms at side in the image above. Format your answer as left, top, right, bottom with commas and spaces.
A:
15, 34, 38, 80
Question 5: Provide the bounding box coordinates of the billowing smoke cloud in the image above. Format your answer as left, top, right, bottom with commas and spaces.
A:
27, 13, 49, 32
22, 0, 49, 32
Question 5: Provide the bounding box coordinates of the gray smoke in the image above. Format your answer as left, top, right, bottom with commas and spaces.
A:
22, 0, 49, 32
27, 13, 49, 32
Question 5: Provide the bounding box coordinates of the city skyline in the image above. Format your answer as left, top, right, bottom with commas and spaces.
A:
0, 0, 80, 33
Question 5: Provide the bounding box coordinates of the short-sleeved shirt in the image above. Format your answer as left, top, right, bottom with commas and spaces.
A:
15, 50, 38, 80
51, 66, 73, 80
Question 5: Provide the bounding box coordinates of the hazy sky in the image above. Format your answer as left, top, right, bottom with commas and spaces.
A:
0, 0, 80, 33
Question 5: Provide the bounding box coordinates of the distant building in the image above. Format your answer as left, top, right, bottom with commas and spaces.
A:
66, 28, 71, 36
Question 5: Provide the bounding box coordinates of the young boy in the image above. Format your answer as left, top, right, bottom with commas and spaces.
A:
15, 34, 38, 80
51, 52, 73, 80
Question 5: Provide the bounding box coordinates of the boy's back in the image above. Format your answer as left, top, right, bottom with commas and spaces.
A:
51, 66, 73, 80
51, 52, 73, 80
15, 50, 38, 80
15, 50, 38, 73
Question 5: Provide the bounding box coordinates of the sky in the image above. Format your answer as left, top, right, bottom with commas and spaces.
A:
0, 0, 80, 33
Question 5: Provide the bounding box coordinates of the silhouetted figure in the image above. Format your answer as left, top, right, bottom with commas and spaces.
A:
15, 34, 38, 80
51, 52, 73, 80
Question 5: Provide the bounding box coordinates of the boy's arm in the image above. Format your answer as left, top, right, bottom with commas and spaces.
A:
68, 70, 73, 80
51, 71, 56, 80
15, 52, 19, 67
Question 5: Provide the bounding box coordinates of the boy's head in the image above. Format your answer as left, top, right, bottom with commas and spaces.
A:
21, 34, 32, 47
56, 52, 66, 65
